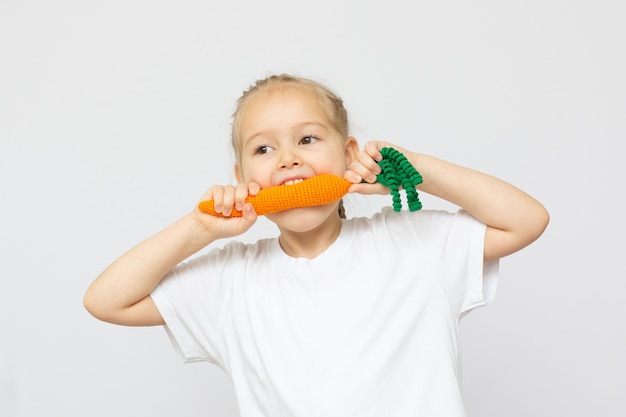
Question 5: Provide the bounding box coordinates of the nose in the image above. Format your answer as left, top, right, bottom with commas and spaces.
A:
278, 146, 301, 170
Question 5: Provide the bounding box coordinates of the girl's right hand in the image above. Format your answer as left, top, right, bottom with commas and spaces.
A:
192, 182, 260, 240
84, 181, 260, 327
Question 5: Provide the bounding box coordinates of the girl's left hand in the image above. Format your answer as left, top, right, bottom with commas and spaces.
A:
345, 140, 411, 195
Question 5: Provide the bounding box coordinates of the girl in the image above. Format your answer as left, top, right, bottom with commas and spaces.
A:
84, 74, 549, 416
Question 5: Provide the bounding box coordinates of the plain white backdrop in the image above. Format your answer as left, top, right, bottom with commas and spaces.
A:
1, 1, 624, 416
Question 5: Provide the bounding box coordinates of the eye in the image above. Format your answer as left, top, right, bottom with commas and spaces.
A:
300, 135, 319, 145
254, 145, 274, 155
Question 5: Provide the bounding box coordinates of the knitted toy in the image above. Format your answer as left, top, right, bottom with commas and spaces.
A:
375, 147, 423, 212
198, 174, 351, 217
198, 147, 423, 217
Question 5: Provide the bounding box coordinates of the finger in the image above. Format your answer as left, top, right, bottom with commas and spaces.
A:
241, 202, 258, 222
220, 186, 237, 217
209, 186, 225, 213
361, 151, 383, 173
364, 141, 385, 162
225, 202, 257, 235
234, 183, 250, 212
248, 181, 261, 196
344, 168, 363, 184
355, 152, 381, 183
348, 182, 390, 195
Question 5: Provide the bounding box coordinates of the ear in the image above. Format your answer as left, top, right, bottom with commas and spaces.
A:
344, 136, 359, 166
234, 163, 244, 184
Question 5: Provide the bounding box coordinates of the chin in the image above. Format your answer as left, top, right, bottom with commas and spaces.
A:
268, 205, 340, 233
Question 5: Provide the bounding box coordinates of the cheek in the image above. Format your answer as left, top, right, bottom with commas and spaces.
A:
325, 148, 350, 174
236, 161, 252, 184
239, 163, 271, 186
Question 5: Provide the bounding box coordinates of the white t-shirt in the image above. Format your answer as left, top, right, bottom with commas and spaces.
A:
151, 207, 498, 417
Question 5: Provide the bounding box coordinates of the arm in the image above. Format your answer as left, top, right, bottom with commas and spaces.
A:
83, 183, 259, 326
346, 141, 549, 262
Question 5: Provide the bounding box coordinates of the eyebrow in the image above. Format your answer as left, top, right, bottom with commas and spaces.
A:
243, 121, 330, 146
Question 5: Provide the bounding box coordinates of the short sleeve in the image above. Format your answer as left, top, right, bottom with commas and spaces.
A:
375, 207, 499, 318
151, 250, 230, 368
438, 209, 499, 318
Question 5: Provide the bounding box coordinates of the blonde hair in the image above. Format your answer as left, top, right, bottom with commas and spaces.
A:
230, 74, 350, 218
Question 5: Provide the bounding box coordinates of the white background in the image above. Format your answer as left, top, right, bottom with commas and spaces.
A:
1, 1, 624, 416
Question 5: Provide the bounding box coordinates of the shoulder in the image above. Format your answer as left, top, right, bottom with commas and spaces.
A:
350, 206, 471, 232
172, 237, 278, 277
214, 237, 279, 266
346, 207, 483, 248
218, 237, 276, 257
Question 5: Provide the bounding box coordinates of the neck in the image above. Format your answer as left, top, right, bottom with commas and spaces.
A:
278, 215, 343, 259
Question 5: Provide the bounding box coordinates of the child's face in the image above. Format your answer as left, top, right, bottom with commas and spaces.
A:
235, 86, 357, 230
236, 86, 355, 187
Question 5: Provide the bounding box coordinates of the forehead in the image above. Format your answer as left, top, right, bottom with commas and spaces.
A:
245, 84, 326, 114
240, 85, 332, 135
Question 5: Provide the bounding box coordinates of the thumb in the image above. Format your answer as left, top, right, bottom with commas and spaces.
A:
241, 202, 258, 223
348, 182, 390, 195
228, 203, 258, 237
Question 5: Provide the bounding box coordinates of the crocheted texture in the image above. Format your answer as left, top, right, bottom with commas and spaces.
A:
198, 174, 352, 218
375, 147, 423, 212
198, 148, 423, 217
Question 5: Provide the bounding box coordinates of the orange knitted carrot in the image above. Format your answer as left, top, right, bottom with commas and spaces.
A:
198, 174, 352, 218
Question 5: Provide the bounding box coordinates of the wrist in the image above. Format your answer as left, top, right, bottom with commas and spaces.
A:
172, 212, 219, 255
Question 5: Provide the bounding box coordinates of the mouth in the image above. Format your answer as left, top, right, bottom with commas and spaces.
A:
281, 178, 305, 186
